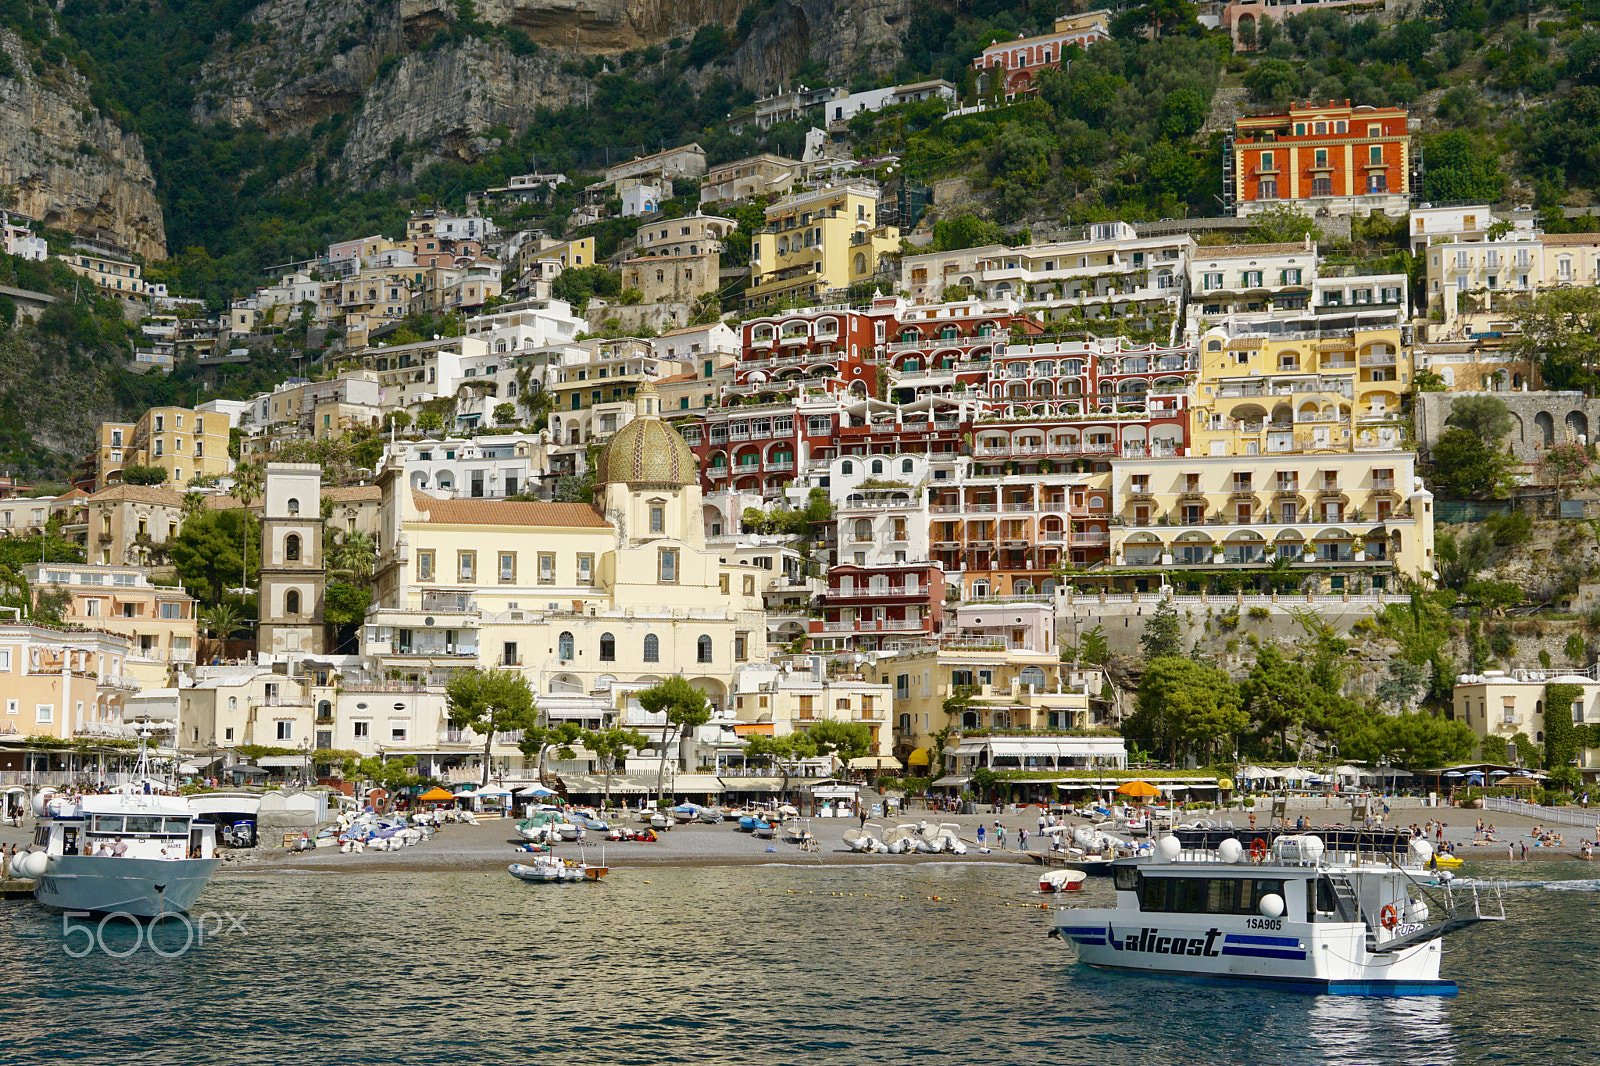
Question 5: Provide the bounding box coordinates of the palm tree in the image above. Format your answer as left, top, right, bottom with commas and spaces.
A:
200, 602, 243, 660
330, 530, 377, 587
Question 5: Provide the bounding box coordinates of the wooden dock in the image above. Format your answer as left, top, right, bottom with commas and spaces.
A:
0, 877, 36, 900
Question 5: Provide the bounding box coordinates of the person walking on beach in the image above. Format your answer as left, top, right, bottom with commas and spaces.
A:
1508, 840, 1514, 861
976, 824, 986, 848
1521, 840, 1528, 861
1019, 827, 1029, 852
995, 821, 1006, 849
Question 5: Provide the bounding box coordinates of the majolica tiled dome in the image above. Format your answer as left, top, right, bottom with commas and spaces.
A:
595, 381, 698, 487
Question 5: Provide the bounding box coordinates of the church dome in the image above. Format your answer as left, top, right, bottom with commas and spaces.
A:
594, 381, 698, 487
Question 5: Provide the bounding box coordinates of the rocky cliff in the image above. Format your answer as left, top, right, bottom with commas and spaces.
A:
0, 30, 167, 260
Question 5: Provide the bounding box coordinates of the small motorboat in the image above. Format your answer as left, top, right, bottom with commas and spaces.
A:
738, 815, 759, 832
509, 857, 584, 883
672, 804, 699, 824
753, 819, 776, 839
1040, 869, 1087, 893
1427, 853, 1464, 869
698, 808, 724, 825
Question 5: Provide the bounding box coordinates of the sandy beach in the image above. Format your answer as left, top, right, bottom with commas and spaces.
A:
3, 798, 1593, 877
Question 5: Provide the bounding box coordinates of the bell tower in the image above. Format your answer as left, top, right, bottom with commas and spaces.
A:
258, 463, 326, 658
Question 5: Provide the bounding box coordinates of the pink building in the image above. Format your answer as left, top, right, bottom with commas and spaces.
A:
973, 12, 1113, 100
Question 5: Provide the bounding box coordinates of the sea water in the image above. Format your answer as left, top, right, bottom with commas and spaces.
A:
2, 860, 1596, 1065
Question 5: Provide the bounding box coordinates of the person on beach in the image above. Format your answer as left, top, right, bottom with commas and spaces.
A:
976, 824, 986, 848
1019, 827, 1029, 851
859, 809, 867, 829
995, 822, 1006, 848
1521, 840, 1528, 861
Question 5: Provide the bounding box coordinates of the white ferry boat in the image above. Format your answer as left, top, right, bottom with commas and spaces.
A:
1050, 827, 1503, 995
15, 790, 221, 918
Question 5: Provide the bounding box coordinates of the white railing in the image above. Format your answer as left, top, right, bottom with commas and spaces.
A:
1483, 796, 1600, 827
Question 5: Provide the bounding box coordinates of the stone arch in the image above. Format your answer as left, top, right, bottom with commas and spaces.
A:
1534, 411, 1556, 446
1504, 410, 1524, 443
1567, 411, 1590, 443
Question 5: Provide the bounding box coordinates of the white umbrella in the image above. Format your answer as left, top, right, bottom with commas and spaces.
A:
476, 786, 513, 797
517, 785, 557, 797
1278, 767, 1312, 783
178, 763, 201, 774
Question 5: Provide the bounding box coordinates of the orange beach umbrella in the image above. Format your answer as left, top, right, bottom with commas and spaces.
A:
1115, 780, 1161, 798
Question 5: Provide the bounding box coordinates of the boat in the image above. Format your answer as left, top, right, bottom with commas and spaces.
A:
508, 842, 610, 883
753, 819, 776, 840
738, 814, 759, 832
15, 721, 221, 918
672, 804, 699, 824
698, 808, 724, 825
1426, 853, 1464, 869
1049, 827, 1504, 995
1040, 869, 1087, 893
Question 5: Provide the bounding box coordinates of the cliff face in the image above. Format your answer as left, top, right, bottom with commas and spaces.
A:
187, 0, 916, 177
0, 30, 167, 259
340, 39, 584, 179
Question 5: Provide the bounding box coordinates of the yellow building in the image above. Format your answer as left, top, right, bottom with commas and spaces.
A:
55, 244, 151, 305
1452, 668, 1600, 777
0, 622, 137, 755
1107, 450, 1434, 589
86, 407, 232, 490
880, 639, 1068, 763
79, 483, 187, 566
24, 562, 199, 686
747, 183, 900, 307
368, 381, 767, 720
1192, 326, 1411, 456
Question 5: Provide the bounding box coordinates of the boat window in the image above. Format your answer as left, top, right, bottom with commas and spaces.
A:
1138, 877, 1285, 915
1113, 865, 1141, 891
124, 816, 163, 835
91, 815, 126, 834
162, 817, 192, 835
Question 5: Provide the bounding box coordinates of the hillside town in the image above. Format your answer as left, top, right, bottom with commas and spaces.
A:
5, 80, 1600, 806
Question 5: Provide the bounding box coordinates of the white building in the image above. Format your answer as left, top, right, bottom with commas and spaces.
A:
390, 432, 549, 500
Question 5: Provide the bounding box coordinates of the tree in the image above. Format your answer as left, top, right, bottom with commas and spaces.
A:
1139, 598, 1183, 660
230, 461, 264, 509
517, 720, 582, 782
743, 732, 817, 800
33, 587, 71, 624
493, 402, 517, 425
1534, 442, 1593, 499
1242, 59, 1299, 105
329, 530, 377, 587
1375, 660, 1430, 715
637, 676, 711, 803
1421, 131, 1504, 202
1507, 287, 1600, 393
1134, 0, 1198, 38
582, 726, 649, 809
120, 464, 169, 486
1340, 710, 1476, 769
1444, 395, 1514, 441
930, 213, 1003, 252
415, 410, 444, 433
1240, 645, 1315, 759
1247, 203, 1317, 245
444, 669, 538, 787
198, 601, 242, 657
168, 508, 260, 604
1429, 427, 1511, 499
808, 719, 872, 768
1158, 88, 1207, 139
1128, 657, 1244, 763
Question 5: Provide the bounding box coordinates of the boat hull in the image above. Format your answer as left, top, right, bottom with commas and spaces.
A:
33, 855, 221, 917
1056, 913, 1452, 996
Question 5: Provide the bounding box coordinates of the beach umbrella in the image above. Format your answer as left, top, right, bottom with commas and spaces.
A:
418, 786, 455, 801
1490, 770, 1512, 778
476, 786, 513, 797
1116, 781, 1160, 798
517, 785, 557, 797
1442, 771, 1465, 778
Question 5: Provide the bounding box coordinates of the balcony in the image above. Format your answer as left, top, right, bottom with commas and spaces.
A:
829, 584, 926, 599
388, 644, 480, 659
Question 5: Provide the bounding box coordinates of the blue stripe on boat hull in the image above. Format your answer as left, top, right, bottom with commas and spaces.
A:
1081, 963, 1457, 997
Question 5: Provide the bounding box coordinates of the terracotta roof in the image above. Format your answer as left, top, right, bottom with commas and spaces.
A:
55, 488, 90, 500
412, 494, 610, 528
85, 484, 184, 507
204, 495, 247, 510
653, 372, 696, 384
322, 485, 382, 503
1196, 243, 1311, 259
1542, 233, 1600, 246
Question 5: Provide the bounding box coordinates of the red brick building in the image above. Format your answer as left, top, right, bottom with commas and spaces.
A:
1231, 101, 1410, 219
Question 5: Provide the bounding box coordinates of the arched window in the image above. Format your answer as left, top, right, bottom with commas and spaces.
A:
840, 460, 854, 475
318, 700, 330, 717
697, 635, 713, 663
901, 459, 914, 473
285, 533, 301, 562
599, 632, 615, 662
853, 518, 871, 540
870, 459, 884, 474
287, 497, 300, 515
1019, 666, 1046, 690
643, 634, 660, 663
558, 631, 574, 660
228, 697, 237, 710
962, 711, 979, 730
285, 589, 301, 615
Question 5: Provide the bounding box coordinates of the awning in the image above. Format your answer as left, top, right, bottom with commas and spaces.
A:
907, 748, 931, 767
949, 738, 1125, 758
256, 756, 308, 768
932, 775, 970, 787
812, 785, 859, 798
557, 774, 652, 794
848, 756, 903, 771
732, 722, 774, 736
720, 777, 786, 792
672, 774, 725, 793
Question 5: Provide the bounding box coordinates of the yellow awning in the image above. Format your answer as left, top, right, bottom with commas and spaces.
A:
907, 748, 931, 766
732, 722, 774, 735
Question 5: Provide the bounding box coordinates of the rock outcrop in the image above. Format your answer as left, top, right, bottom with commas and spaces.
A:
0, 30, 167, 259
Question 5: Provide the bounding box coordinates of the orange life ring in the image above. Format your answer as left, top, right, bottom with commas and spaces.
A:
1380, 904, 1399, 930
1249, 837, 1268, 861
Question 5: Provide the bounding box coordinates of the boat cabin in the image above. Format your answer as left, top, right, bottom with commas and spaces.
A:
36, 794, 217, 861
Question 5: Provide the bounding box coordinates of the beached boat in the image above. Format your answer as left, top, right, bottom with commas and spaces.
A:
508, 842, 610, 883
672, 804, 699, 824
698, 808, 724, 825
753, 819, 776, 840
18, 789, 221, 918
1050, 828, 1504, 995
738, 814, 759, 832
